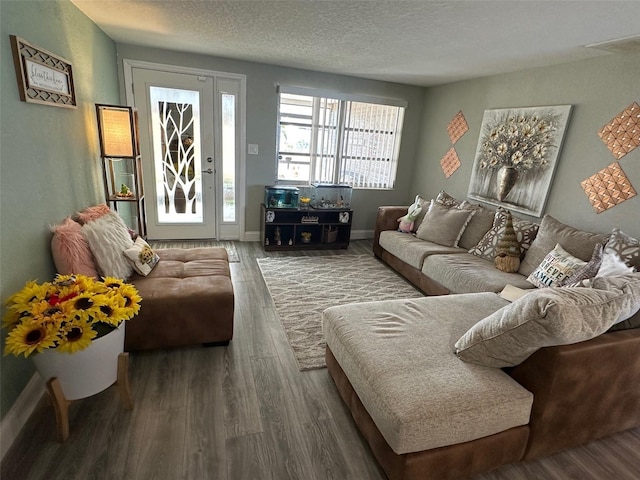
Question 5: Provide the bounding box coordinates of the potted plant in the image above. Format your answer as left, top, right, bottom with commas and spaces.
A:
3, 274, 141, 399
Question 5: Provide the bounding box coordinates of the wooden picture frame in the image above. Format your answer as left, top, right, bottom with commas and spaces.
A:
10, 35, 76, 108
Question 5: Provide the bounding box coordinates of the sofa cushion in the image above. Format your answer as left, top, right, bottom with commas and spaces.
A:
323, 293, 533, 454
415, 202, 475, 247
455, 285, 639, 368
519, 215, 608, 277
526, 243, 587, 288
81, 211, 135, 279
50, 217, 99, 277
604, 228, 640, 270
588, 273, 640, 324
378, 230, 465, 269
469, 208, 539, 261
422, 253, 535, 294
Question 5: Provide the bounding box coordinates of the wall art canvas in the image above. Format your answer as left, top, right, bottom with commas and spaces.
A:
598, 101, 640, 160
440, 147, 461, 178
467, 105, 572, 217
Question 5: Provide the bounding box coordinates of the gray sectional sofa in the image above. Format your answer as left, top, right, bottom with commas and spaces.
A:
324, 192, 640, 480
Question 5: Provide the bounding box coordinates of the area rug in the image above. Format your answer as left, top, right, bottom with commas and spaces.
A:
148, 240, 240, 262
257, 254, 423, 370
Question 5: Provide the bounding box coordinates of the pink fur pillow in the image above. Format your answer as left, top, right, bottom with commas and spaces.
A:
50, 217, 99, 277
77, 204, 111, 224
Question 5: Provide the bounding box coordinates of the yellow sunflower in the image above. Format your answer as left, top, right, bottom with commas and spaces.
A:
5, 281, 51, 314
56, 319, 98, 354
64, 292, 103, 322
102, 280, 142, 317
3, 320, 59, 357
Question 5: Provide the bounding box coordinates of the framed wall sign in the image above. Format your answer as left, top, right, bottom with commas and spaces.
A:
10, 35, 77, 108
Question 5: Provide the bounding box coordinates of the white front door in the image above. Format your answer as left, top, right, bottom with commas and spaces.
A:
131, 67, 243, 240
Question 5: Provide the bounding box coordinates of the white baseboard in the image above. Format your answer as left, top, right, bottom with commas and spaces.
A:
1, 374, 45, 460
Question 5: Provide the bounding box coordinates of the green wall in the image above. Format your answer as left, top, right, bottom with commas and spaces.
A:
411, 53, 640, 239
115, 44, 426, 234
0, 0, 119, 419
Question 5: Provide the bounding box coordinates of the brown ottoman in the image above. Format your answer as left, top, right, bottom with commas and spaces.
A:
124, 247, 234, 351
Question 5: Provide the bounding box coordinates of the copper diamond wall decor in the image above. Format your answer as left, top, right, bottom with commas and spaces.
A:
447, 111, 469, 144
440, 147, 461, 178
581, 161, 636, 213
598, 102, 640, 159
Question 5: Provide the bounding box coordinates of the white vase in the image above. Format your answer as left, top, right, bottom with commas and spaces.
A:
32, 325, 125, 400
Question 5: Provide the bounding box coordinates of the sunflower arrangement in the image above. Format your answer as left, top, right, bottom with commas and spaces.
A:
478, 111, 560, 171
3, 274, 141, 358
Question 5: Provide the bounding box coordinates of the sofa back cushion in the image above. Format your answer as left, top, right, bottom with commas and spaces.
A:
455, 281, 640, 368
519, 215, 608, 277
457, 203, 496, 250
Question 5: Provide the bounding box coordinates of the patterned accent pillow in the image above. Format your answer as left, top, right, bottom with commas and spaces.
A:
469, 208, 539, 261
559, 243, 604, 287
434, 190, 461, 208
124, 237, 160, 276
527, 244, 587, 288
604, 228, 640, 270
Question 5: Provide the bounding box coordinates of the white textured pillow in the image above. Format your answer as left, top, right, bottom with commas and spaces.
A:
596, 251, 635, 277
82, 211, 134, 279
124, 237, 160, 276
527, 244, 587, 288
455, 287, 636, 368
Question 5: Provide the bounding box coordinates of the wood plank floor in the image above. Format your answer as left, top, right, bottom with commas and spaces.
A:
2, 240, 640, 479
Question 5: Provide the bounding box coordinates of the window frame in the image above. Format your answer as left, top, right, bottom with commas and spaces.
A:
276, 85, 407, 189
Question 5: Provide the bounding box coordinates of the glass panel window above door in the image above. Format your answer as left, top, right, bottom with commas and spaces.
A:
149, 87, 203, 223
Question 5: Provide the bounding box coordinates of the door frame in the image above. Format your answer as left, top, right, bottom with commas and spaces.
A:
123, 59, 247, 240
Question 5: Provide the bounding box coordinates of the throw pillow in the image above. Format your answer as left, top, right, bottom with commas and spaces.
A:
469, 208, 539, 261
77, 204, 112, 224
434, 190, 461, 208
81, 211, 135, 279
415, 202, 475, 247
604, 228, 640, 270
456, 202, 496, 251
124, 237, 160, 276
559, 243, 604, 287
454, 286, 637, 368
596, 250, 635, 277
519, 215, 608, 277
588, 273, 640, 325
527, 243, 587, 288
50, 217, 99, 277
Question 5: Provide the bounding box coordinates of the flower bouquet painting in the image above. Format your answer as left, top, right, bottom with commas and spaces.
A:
467, 105, 572, 217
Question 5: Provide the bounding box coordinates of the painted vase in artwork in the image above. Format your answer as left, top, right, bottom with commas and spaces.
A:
496, 166, 519, 201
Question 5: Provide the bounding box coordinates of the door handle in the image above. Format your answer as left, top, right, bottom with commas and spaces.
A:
202, 168, 214, 174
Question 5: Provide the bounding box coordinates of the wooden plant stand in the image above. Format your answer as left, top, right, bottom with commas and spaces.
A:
45, 352, 134, 442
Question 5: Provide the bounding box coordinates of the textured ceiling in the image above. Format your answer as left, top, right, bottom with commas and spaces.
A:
71, 0, 640, 86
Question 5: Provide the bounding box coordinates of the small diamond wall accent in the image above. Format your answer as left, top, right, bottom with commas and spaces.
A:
581, 162, 636, 213
440, 147, 461, 178
598, 102, 640, 159
447, 111, 469, 144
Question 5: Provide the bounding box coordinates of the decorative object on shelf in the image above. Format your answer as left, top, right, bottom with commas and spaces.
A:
440, 147, 461, 178
301, 215, 319, 224
339, 211, 350, 223
468, 105, 572, 217
2, 274, 141, 441
10, 35, 76, 108
266, 210, 275, 223
581, 161, 637, 213
301, 232, 312, 243
300, 196, 311, 208
598, 101, 640, 159
96, 103, 147, 237
447, 110, 469, 144
274, 227, 282, 245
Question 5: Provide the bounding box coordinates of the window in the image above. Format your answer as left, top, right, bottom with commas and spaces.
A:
277, 86, 406, 189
